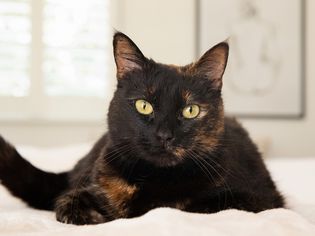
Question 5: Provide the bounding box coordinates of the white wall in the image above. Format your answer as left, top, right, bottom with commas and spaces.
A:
115, 0, 196, 64
1, 0, 314, 158
240, 0, 315, 157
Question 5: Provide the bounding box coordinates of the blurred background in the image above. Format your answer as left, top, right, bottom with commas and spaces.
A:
0, 0, 314, 158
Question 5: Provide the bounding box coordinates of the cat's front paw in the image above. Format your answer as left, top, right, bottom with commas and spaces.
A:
55, 190, 106, 225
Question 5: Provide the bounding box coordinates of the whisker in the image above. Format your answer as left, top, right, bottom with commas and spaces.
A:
185, 150, 216, 185
190, 150, 232, 209
194, 144, 250, 187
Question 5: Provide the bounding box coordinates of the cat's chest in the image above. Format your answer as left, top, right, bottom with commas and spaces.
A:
100, 173, 207, 217
125, 178, 209, 216
97, 168, 211, 218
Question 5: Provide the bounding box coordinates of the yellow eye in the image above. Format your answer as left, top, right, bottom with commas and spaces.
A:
182, 105, 200, 119
135, 100, 153, 115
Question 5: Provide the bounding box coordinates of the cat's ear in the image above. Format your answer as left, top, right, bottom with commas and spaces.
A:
192, 41, 229, 90
113, 32, 146, 79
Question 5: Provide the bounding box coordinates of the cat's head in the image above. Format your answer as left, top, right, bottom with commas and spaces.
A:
108, 32, 228, 167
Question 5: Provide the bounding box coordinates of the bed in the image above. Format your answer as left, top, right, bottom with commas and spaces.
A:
1, 143, 315, 236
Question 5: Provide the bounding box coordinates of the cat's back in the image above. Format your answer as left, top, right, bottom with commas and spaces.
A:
69, 134, 109, 185
222, 116, 264, 170
222, 116, 273, 185
223, 116, 255, 149
224, 117, 248, 137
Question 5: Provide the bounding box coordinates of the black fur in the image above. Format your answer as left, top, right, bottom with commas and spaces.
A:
0, 32, 284, 225
0, 136, 68, 209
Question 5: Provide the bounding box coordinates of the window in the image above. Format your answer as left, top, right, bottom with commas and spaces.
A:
0, 0, 113, 122
0, 0, 31, 97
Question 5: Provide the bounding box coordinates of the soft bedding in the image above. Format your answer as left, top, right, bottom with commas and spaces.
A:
0, 144, 315, 236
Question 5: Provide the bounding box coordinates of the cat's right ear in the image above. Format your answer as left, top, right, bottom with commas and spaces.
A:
113, 32, 146, 79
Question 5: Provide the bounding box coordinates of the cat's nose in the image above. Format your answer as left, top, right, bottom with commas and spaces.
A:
156, 130, 174, 146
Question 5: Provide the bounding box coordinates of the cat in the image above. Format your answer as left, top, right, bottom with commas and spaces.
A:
0, 32, 285, 225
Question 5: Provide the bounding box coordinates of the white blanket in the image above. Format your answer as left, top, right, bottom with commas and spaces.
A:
1, 144, 315, 236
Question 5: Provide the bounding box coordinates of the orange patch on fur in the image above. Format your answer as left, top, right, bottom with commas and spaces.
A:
195, 135, 220, 151
174, 199, 191, 210
194, 103, 225, 151
98, 175, 137, 217
173, 147, 186, 158
95, 149, 138, 217
182, 90, 192, 102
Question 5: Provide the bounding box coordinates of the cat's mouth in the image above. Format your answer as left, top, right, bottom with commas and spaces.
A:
140, 144, 185, 167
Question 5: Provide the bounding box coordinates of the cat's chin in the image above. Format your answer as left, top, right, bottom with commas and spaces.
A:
142, 152, 183, 168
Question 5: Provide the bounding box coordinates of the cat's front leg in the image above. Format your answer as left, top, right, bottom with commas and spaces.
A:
185, 190, 284, 214
55, 187, 115, 225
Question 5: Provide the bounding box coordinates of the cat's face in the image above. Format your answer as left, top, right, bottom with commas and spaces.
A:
108, 32, 228, 167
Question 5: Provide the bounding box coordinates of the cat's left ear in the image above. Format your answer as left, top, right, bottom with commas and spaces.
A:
113, 32, 146, 79
192, 42, 229, 90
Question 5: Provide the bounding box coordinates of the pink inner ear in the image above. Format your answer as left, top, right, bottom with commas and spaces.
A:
116, 55, 142, 78
114, 37, 143, 78
193, 42, 229, 89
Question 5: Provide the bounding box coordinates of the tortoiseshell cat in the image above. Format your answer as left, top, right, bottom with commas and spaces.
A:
0, 32, 284, 225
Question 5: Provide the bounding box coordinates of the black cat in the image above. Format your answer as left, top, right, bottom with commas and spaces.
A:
0, 32, 284, 225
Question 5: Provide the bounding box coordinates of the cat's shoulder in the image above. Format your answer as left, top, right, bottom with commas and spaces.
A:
223, 116, 250, 138
224, 116, 244, 130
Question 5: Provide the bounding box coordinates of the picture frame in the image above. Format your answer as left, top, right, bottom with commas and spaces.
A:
197, 0, 306, 119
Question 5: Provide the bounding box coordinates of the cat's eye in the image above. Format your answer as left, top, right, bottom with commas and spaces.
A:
182, 105, 200, 119
135, 100, 153, 115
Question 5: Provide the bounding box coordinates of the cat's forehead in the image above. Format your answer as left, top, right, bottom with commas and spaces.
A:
144, 66, 193, 98
122, 63, 210, 104
146, 64, 208, 100
147, 66, 185, 89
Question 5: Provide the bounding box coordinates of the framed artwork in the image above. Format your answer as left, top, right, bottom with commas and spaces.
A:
198, 0, 305, 118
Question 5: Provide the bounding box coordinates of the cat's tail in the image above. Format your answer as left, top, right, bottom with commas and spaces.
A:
0, 135, 69, 210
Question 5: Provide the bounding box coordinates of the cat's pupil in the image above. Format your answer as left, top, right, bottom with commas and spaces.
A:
143, 103, 147, 109
189, 106, 192, 113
